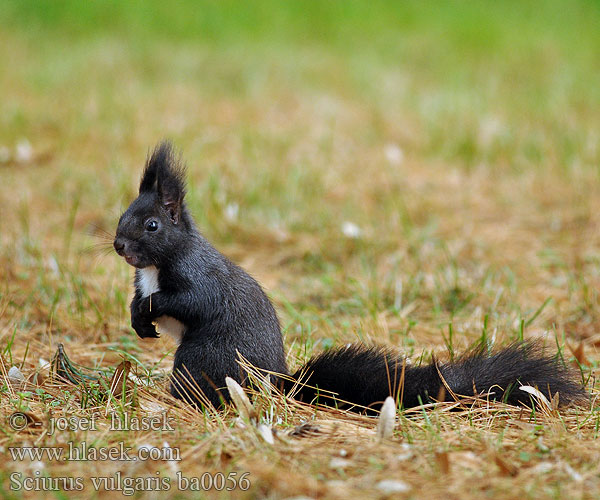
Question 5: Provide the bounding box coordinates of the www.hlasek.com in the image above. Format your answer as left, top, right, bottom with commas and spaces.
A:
9, 442, 179, 462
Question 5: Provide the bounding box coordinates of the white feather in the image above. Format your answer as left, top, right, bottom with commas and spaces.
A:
377, 396, 396, 439
519, 385, 552, 409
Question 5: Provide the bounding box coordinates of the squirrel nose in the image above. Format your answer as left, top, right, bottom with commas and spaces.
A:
113, 238, 126, 255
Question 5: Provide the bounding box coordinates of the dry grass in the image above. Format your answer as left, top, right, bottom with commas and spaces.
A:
1, 2, 600, 498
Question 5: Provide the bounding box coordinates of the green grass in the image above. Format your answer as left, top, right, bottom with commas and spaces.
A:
1, 1, 600, 499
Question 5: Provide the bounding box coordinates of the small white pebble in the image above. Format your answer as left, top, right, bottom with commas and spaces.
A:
329, 457, 352, 469
47, 256, 60, 277
30, 461, 45, 472
396, 444, 414, 461
532, 462, 554, 474
8, 366, 25, 381
376, 479, 411, 494
384, 143, 404, 165
341, 221, 362, 239
15, 139, 33, 163
224, 203, 239, 222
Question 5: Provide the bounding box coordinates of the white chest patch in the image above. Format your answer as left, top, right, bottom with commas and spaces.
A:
138, 266, 185, 344
138, 266, 160, 297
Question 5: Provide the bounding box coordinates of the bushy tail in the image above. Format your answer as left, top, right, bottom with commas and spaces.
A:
285, 342, 586, 411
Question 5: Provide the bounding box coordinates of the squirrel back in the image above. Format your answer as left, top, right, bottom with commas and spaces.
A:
115, 142, 586, 411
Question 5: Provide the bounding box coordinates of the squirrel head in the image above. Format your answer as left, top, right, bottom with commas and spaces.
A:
114, 141, 189, 268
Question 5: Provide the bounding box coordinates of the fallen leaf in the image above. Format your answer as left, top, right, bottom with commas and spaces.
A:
108, 360, 131, 398
435, 451, 450, 474
494, 454, 518, 477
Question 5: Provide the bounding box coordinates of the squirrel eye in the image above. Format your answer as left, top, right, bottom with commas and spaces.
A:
145, 220, 159, 232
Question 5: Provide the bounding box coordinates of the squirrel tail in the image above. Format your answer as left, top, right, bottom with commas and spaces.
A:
284, 342, 586, 411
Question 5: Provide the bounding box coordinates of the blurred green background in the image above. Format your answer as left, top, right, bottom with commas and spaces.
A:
1, 1, 599, 352
2, 0, 598, 170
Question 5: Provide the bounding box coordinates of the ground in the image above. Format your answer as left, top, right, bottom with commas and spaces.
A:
1, 2, 599, 499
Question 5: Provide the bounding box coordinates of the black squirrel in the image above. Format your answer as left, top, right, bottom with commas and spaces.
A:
114, 142, 585, 411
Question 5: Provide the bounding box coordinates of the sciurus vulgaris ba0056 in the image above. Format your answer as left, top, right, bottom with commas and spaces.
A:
114, 142, 585, 411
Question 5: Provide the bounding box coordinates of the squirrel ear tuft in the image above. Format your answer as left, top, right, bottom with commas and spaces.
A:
149, 141, 186, 224
140, 141, 176, 193
139, 141, 186, 223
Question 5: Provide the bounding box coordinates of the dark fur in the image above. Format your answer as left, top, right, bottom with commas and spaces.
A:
115, 142, 286, 407
115, 142, 586, 411
286, 342, 586, 411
